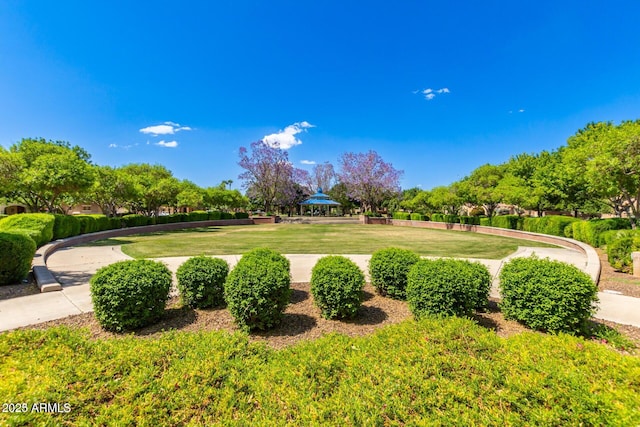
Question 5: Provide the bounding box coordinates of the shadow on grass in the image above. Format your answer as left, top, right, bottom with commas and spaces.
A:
139, 227, 224, 236
82, 238, 134, 246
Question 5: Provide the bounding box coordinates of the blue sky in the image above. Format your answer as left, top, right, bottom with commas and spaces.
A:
1, 1, 640, 191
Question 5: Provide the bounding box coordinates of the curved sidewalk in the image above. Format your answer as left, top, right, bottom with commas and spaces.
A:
1, 246, 639, 332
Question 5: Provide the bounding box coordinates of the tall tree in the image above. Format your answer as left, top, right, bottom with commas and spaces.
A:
88, 166, 137, 216
238, 141, 297, 213
337, 150, 403, 212
311, 162, 336, 192
120, 163, 180, 215
5, 138, 94, 212
457, 164, 504, 217
565, 120, 640, 226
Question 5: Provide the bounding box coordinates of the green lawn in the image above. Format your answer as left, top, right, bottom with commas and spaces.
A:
1, 318, 639, 425
89, 223, 558, 259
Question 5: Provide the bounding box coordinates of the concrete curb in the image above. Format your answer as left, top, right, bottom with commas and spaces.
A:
32, 219, 254, 292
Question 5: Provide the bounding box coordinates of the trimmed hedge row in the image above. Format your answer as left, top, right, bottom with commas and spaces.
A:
569, 218, 632, 247
490, 215, 523, 230
522, 215, 581, 237
0, 213, 55, 247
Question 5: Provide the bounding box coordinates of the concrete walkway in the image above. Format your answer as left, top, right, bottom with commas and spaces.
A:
1, 246, 640, 332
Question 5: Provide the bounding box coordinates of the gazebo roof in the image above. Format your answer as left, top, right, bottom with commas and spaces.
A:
299, 188, 341, 206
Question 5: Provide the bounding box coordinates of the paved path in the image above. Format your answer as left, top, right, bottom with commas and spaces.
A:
1, 246, 640, 332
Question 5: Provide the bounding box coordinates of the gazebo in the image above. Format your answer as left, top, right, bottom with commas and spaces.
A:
299, 188, 341, 216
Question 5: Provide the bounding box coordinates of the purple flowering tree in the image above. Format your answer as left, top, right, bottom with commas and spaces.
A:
311, 162, 336, 192
238, 141, 295, 213
337, 150, 403, 212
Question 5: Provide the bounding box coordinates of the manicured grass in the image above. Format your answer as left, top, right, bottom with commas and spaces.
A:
1, 318, 639, 425
90, 224, 558, 259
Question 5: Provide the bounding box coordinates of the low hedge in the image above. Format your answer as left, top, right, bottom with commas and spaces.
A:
121, 214, 150, 227
0, 231, 37, 285
600, 229, 638, 247
311, 256, 365, 319
522, 215, 580, 237
208, 211, 222, 220
491, 215, 523, 230
221, 212, 234, 220
224, 248, 291, 331
187, 211, 209, 222
0, 213, 55, 247
499, 257, 598, 334
459, 216, 480, 225
479, 217, 491, 226
369, 247, 420, 300
176, 256, 229, 308
53, 214, 81, 239
234, 212, 249, 219
431, 214, 459, 223
90, 260, 172, 332
406, 259, 491, 318
570, 218, 632, 247
392, 212, 411, 220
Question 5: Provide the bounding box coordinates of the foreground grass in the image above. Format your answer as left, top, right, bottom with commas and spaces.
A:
90, 224, 557, 259
1, 318, 639, 426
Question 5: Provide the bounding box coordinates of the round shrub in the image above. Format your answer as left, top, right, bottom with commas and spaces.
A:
499, 257, 598, 334
90, 260, 172, 332
311, 256, 365, 319
0, 231, 37, 285
176, 256, 229, 308
369, 247, 420, 299
406, 259, 490, 319
466, 261, 492, 310
224, 248, 291, 331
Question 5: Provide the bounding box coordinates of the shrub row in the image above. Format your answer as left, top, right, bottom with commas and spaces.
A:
431, 214, 460, 223
0, 213, 55, 247
392, 212, 410, 220
569, 218, 632, 247
522, 215, 581, 237
490, 215, 523, 230
499, 257, 598, 334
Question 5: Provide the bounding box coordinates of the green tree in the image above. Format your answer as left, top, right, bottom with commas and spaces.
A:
88, 166, 137, 217
120, 164, 180, 216
565, 120, 640, 226
5, 138, 94, 212
457, 164, 504, 217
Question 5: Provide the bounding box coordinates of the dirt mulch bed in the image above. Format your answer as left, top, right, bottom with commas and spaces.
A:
596, 248, 640, 298
14, 282, 640, 352
0, 273, 39, 300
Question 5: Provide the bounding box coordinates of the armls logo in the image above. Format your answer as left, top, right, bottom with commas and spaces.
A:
31, 402, 71, 413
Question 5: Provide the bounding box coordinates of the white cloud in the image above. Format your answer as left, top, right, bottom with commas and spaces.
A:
108, 143, 117, 148
262, 121, 315, 150
140, 121, 192, 136
418, 87, 450, 101
300, 160, 316, 165
156, 140, 178, 148
518, 109, 525, 113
